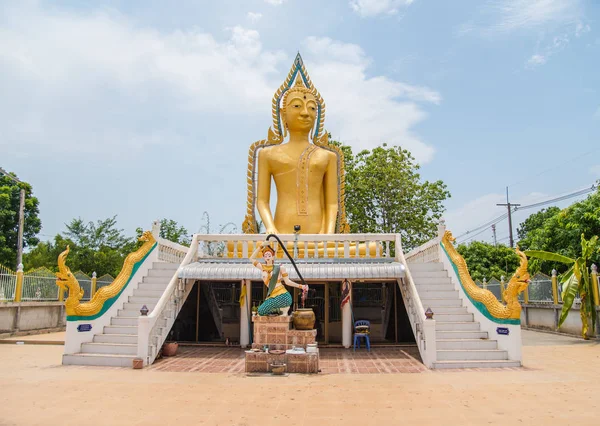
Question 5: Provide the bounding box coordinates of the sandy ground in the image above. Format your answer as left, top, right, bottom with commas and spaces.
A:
0, 330, 598, 426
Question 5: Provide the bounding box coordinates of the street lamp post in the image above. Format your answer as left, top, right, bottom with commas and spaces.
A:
0, 167, 25, 269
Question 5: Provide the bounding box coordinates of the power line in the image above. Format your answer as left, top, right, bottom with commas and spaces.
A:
453, 183, 597, 245
516, 184, 596, 211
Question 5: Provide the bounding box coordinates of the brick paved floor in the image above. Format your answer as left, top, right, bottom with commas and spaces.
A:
148, 345, 426, 374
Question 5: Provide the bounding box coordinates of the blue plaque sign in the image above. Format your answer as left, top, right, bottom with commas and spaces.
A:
496, 327, 509, 335
77, 324, 92, 332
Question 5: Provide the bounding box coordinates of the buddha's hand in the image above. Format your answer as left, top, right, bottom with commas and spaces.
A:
266, 227, 278, 235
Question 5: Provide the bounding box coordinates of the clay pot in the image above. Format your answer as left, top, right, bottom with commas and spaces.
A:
292, 308, 315, 330
132, 358, 144, 369
162, 342, 179, 357
270, 363, 286, 375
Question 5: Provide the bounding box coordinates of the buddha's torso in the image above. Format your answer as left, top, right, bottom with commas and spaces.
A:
262, 143, 335, 234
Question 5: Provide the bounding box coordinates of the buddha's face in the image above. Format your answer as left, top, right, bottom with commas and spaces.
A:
284, 90, 317, 133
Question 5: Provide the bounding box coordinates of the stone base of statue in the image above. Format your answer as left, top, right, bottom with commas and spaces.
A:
245, 314, 319, 374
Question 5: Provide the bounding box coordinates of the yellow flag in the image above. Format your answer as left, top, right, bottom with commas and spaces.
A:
239, 282, 247, 308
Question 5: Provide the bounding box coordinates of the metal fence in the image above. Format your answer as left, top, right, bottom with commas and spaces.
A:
21, 267, 60, 301
0, 263, 113, 302
477, 273, 561, 304
0, 264, 16, 301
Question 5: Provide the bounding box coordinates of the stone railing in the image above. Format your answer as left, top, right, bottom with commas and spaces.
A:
194, 233, 398, 260
394, 234, 437, 367
157, 238, 189, 264
137, 234, 198, 366
405, 220, 446, 264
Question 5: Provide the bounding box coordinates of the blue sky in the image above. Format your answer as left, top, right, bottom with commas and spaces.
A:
2, 0, 599, 246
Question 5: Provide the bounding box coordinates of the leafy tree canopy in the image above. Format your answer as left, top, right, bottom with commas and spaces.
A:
456, 241, 520, 282
0, 171, 41, 268
136, 218, 190, 246
517, 187, 600, 274
336, 141, 450, 251
24, 216, 136, 276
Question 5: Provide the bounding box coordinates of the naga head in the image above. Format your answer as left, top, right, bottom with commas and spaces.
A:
505, 247, 530, 299
442, 230, 456, 246
56, 246, 81, 301
138, 230, 156, 243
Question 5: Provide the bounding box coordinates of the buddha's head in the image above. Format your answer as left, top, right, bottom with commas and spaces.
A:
281, 79, 318, 137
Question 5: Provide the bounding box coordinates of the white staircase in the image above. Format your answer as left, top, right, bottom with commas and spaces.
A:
63, 262, 178, 367
409, 262, 521, 369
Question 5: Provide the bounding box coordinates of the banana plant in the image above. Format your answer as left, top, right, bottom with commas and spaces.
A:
526, 234, 599, 339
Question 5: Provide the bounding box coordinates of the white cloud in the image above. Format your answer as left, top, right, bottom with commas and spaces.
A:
303, 36, 440, 162
349, 0, 414, 18
526, 33, 570, 68
488, 0, 583, 33
527, 53, 547, 66
264, 0, 287, 5
247, 12, 263, 23
0, 3, 440, 164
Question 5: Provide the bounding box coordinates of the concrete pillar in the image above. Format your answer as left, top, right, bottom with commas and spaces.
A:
240, 279, 252, 348
551, 269, 559, 305
342, 280, 352, 348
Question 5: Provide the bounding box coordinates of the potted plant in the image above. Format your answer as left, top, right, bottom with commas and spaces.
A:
162, 330, 179, 356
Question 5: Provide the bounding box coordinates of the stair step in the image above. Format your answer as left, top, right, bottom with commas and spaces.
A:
437, 349, 508, 361
152, 262, 180, 270
417, 290, 458, 299
123, 302, 156, 311
406, 263, 444, 271
415, 284, 456, 292
117, 308, 157, 317
426, 306, 468, 314
63, 353, 137, 367
129, 296, 160, 304
410, 271, 449, 279
421, 298, 462, 307
436, 339, 498, 350
81, 342, 137, 355
94, 334, 138, 344
148, 269, 175, 278
432, 313, 474, 322
111, 317, 138, 326
137, 282, 169, 291
435, 321, 480, 331
104, 325, 138, 335
133, 289, 164, 298
432, 360, 521, 369
414, 277, 453, 285
436, 330, 489, 339
142, 276, 170, 285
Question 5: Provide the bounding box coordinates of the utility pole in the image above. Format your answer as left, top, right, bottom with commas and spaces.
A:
0, 167, 25, 268
497, 187, 520, 248
491, 224, 497, 247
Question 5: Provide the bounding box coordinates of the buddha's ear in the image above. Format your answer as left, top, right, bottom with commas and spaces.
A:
282, 118, 288, 138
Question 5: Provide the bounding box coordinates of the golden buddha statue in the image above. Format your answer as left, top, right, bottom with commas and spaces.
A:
242, 53, 349, 236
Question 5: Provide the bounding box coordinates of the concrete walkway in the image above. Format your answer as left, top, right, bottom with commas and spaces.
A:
0, 330, 598, 425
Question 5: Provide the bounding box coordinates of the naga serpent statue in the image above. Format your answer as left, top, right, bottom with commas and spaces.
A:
441, 230, 530, 320
56, 230, 156, 317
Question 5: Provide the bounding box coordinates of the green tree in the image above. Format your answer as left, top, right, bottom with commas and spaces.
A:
24, 216, 135, 276
456, 241, 520, 282
157, 218, 190, 245
338, 142, 450, 250
0, 171, 41, 268
517, 187, 600, 274
516, 207, 560, 240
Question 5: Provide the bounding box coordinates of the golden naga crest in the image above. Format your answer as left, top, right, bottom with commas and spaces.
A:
242, 53, 350, 234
